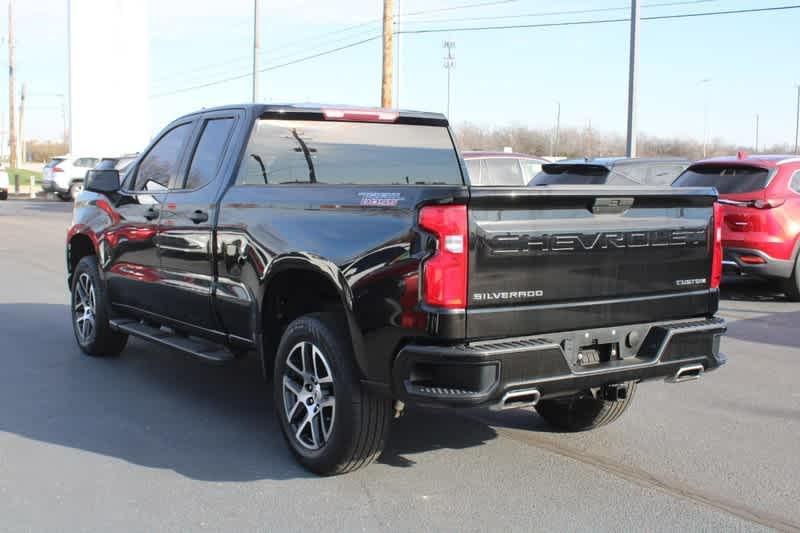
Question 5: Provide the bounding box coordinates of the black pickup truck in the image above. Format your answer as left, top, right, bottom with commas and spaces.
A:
66, 104, 726, 475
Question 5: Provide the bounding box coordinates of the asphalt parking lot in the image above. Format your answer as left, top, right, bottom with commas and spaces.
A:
1, 199, 799, 532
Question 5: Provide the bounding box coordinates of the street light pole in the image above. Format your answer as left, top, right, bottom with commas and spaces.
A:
698, 78, 711, 158
443, 41, 455, 120
755, 114, 759, 153
252, 0, 260, 103
624, 0, 640, 158
795, 85, 800, 154
551, 101, 561, 157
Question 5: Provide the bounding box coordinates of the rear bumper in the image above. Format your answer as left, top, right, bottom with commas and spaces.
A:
722, 247, 793, 280
41, 179, 70, 194
392, 317, 726, 408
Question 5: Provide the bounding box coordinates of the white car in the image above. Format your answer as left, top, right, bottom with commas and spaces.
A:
0, 167, 8, 200
41, 155, 100, 200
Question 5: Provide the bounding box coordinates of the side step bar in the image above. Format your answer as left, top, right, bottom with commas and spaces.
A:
110, 319, 235, 364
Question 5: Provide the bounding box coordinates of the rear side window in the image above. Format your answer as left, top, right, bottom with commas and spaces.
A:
673, 165, 771, 194
531, 165, 609, 185
789, 171, 800, 193
520, 159, 544, 182
236, 119, 463, 186
483, 158, 524, 186
74, 158, 99, 167
134, 123, 192, 191
465, 159, 482, 184
184, 118, 235, 190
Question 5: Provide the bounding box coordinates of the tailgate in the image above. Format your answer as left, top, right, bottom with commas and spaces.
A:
467, 186, 717, 338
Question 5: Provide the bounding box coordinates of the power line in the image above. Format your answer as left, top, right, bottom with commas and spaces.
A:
400, 0, 720, 25
402, 0, 521, 17
397, 4, 800, 34
151, 36, 381, 99
151, 4, 799, 99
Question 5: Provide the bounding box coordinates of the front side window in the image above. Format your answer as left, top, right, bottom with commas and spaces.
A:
788, 170, 800, 193
236, 119, 463, 186
184, 118, 235, 190
134, 123, 192, 191
520, 159, 544, 182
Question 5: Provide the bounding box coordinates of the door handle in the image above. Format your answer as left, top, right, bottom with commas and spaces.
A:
143, 207, 159, 220
189, 210, 209, 224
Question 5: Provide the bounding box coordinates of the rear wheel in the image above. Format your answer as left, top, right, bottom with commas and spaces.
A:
273, 313, 392, 475
71, 255, 128, 357
782, 254, 800, 301
536, 381, 637, 431
69, 182, 84, 200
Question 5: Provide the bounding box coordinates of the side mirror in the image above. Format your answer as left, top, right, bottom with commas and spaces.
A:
85, 169, 120, 194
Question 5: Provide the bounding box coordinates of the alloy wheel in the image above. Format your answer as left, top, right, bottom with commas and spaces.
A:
282, 341, 336, 450
74, 272, 96, 343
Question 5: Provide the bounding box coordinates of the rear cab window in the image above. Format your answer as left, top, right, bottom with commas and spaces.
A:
673, 165, 771, 194
236, 119, 463, 186
483, 158, 524, 186
530, 164, 609, 185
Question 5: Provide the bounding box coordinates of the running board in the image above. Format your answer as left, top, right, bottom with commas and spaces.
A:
110, 319, 235, 364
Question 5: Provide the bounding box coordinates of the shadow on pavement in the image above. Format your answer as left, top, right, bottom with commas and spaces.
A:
0, 303, 498, 481
720, 276, 788, 303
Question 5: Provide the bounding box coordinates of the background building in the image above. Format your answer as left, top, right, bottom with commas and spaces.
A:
68, 0, 150, 155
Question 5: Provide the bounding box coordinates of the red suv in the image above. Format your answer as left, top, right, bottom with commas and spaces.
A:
673, 154, 800, 299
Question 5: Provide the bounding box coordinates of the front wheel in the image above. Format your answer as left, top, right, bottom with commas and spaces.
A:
71, 255, 128, 356
273, 313, 392, 475
782, 253, 800, 301
536, 381, 638, 431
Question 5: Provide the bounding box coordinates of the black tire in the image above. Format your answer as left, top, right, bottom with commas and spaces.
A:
0, 190, 7, 200
782, 255, 800, 301
273, 313, 392, 475
69, 182, 83, 201
536, 381, 638, 432
71, 255, 128, 357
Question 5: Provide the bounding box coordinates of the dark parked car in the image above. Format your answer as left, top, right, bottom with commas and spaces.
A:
463, 151, 549, 186
531, 157, 690, 186
66, 104, 725, 475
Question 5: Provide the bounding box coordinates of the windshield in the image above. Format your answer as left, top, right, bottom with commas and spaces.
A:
237, 119, 463, 186
530, 164, 609, 185
46, 158, 65, 168
672, 165, 771, 194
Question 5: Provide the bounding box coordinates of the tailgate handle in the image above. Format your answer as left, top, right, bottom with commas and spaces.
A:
592, 197, 634, 214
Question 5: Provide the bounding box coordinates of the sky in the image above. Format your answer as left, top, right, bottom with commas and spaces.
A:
8, 0, 800, 151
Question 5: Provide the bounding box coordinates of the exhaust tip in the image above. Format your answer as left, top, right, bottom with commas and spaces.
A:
666, 364, 704, 384
493, 388, 541, 410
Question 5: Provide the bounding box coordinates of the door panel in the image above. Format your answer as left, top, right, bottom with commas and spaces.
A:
105, 121, 194, 318
158, 114, 239, 334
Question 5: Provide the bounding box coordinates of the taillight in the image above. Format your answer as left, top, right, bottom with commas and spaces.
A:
711, 202, 723, 289
752, 198, 785, 209
418, 205, 468, 309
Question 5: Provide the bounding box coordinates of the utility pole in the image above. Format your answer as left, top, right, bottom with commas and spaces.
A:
56, 93, 67, 146
252, 0, 260, 103
795, 85, 800, 154
8, 0, 17, 168
381, 0, 394, 108
625, 0, 640, 158
18, 82, 25, 163
754, 114, 759, 153
551, 101, 561, 157
394, 0, 401, 107
443, 40, 455, 119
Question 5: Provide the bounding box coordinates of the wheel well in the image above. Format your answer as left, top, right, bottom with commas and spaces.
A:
262, 269, 346, 350
68, 234, 95, 283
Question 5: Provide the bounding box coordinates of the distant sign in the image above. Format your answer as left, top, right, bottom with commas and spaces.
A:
69, 0, 150, 155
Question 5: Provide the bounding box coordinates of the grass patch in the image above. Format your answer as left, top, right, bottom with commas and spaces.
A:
6, 168, 43, 185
